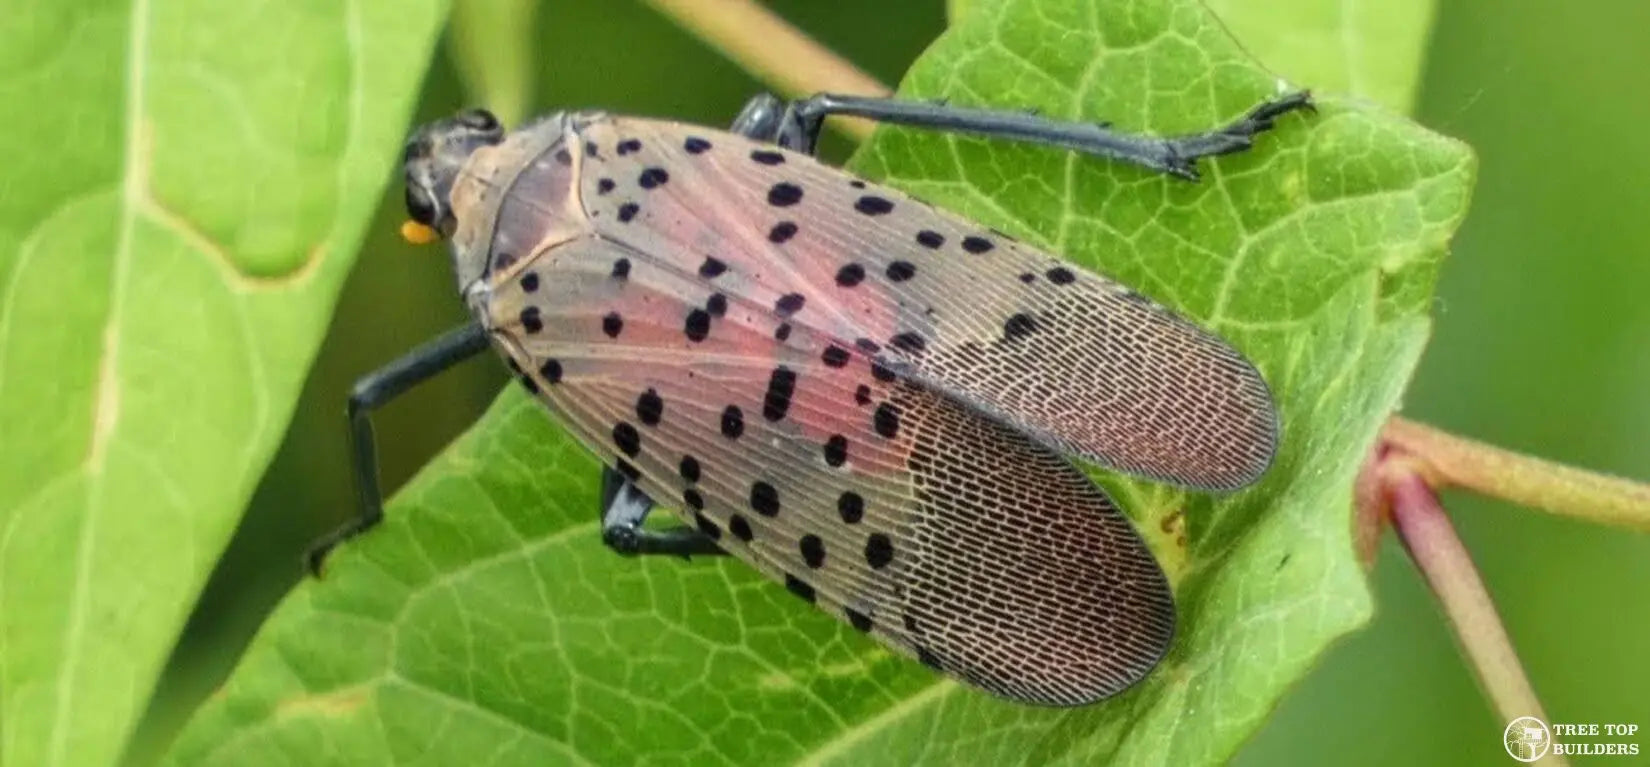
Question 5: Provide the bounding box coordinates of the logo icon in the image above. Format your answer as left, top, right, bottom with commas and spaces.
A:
1505, 716, 1552, 762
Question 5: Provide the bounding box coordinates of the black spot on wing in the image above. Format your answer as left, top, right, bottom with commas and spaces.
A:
730, 514, 754, 542
611, 422, 640, 457
823, 434, 848, 467
821, 345, 850, 368
767, 182, 803, 207
750, 481, 780, 517
854, 195, 894, 215
684, 309, 711, 342
720, 404, 744, 438
864, 533, 894, 569
635, 388, 663, 426
638, 167, 669, 189
774, 293, 805, 317
838, 491, 864, 523
890, 332, 926, 354
873, 403, 900, 438
699, 257, 728, 278
785, 573, 816, 602
1003, 312, 1039, 341
799, 534, 826, 568
519, 307, 543, 334
762, 366, 797, 421
768, 221, 798, 243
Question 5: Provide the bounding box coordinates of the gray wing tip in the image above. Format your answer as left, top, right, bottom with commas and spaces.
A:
987, 599, 1176, 707
1169, 344, 1282, 492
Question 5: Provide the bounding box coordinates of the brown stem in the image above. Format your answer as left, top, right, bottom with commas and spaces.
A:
1384, 468, 1569, 765
641, 0, 891, 140
1385, 417, 1650, 532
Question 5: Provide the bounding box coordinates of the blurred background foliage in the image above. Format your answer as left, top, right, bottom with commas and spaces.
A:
127, 0, 1648, 764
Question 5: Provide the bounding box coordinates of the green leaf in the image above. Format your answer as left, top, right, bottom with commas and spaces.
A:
1202, 0, 1435, 112
947, 0, 980, 24
0, 2, 444, 766
161, 0, 1474, 764
446, 0, 539, 126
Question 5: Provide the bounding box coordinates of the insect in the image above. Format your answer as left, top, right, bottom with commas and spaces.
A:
312, 90, 1309, 706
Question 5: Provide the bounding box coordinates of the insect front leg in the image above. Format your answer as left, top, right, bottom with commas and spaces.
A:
778, 90, 1314, 179
599, 466, 726, 559
306, 323, 491, 575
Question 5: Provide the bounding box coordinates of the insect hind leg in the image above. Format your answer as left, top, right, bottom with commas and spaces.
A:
599, 466, 726, 559
732, 91, 815, 148
728, 92, 834, 155
729, 92, 788, 141
780, 90, 1314, 180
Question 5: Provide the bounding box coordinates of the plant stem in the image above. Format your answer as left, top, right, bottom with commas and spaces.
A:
1385, 417, 1650, 532
641, 0, 891, 140
1384, 469, 1568, 766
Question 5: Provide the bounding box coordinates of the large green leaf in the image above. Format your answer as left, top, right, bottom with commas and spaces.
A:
0, 2, 443, 766
161, 0, 1473, 764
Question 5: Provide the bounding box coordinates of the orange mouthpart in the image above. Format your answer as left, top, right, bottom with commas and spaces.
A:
400, 219, 441, 245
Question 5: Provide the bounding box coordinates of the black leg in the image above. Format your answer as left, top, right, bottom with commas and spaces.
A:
774, 90, 1314, 179
306, 323, 492, 574
729, 92, 787, 141
599, 465, 726, 558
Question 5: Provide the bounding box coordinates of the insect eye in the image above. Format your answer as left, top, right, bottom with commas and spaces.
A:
405, 184, 440, 227
458, 108, 499, 132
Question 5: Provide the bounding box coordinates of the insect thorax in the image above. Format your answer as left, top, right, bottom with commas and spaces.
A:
447, 111, 603, 299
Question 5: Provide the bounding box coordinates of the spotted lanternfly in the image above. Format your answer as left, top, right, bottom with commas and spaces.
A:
313, 90, 1311, 706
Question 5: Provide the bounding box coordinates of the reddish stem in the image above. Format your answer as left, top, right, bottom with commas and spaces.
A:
1383, 465, 1568, 765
